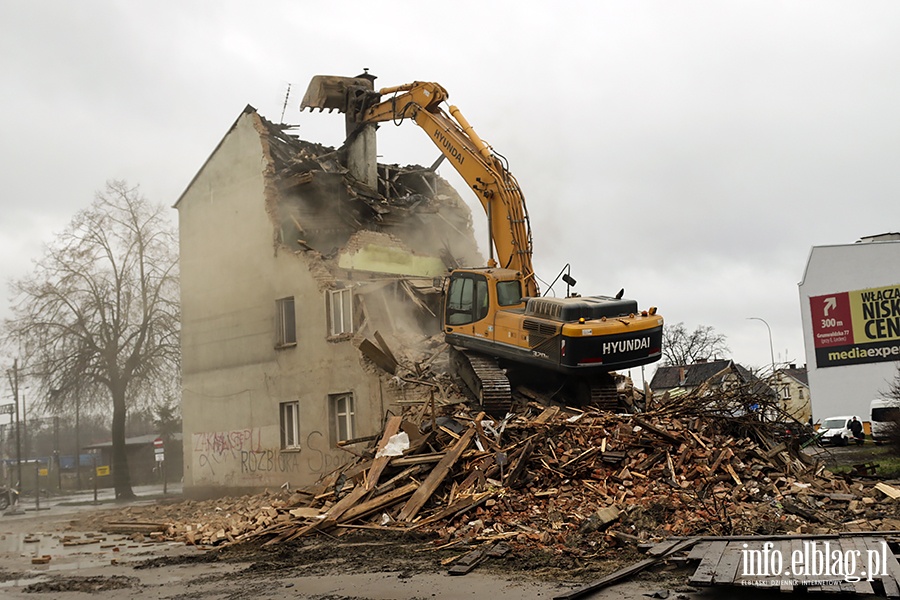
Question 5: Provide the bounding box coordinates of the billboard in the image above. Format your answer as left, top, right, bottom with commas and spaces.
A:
810, 283, 900, 367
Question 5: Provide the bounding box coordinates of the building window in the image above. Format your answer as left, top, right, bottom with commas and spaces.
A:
276, 297, 296, 347
799, 388, 805, 400
330, 392, 355, 444
280, 401, 300, 449
328, 288, 353, 336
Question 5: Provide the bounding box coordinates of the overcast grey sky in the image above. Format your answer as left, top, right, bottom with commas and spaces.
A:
2, 1, 900, 387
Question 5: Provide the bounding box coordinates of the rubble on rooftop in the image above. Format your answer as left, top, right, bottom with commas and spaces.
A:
258, 115, 482, 270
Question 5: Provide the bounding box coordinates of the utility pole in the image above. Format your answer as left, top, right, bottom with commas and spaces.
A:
54, 416, 61, 491
21, 392, 26, 468
6, 360, 21, 490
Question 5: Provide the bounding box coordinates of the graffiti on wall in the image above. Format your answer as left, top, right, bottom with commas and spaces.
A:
193, 428, 297, 477
305, 430, 353, 474
240, 449, 299, 474
191, 427, 354, 480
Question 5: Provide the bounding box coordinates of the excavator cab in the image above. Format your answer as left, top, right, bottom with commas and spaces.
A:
444, 270, 524, 327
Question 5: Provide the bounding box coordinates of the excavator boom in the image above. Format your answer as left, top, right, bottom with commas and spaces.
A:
301, 74, 664, 414
302, 76, 538, 297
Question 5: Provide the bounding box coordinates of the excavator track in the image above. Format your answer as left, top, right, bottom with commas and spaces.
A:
449, 348, 512, 415
589, 375, 619, 411
573, 373, 620, 412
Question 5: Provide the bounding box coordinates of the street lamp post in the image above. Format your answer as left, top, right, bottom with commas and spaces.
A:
748, 317, 778, 405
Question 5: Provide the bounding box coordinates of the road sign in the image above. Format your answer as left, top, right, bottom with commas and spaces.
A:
0, 403, 15, 415
153, 437, 164, 448
155, 453, 165, 462
96, 465, 110, 477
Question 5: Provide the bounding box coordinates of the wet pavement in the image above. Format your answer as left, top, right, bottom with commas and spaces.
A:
0, 482, 202, 595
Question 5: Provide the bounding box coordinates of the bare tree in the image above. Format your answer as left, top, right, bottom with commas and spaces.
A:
887, 363, 900, 403
3, 181, 179, 499
661, 322, 730, 366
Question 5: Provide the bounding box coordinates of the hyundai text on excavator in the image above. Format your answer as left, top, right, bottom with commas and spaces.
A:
301, 74, 664, 414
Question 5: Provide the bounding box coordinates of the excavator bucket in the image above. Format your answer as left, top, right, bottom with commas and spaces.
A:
300, 75, 371, 113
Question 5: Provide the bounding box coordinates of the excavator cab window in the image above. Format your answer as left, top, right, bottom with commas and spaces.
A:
446, 273, 489, 325
496, 280, 523, 306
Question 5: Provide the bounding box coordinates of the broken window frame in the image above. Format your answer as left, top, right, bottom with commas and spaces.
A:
330, 392, 355, 445
276, 296, 297, 347
280, 401, 301, 450
327, 287, 353, 336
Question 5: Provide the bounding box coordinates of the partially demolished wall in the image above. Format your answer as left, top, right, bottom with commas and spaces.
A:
178, 107, 483, 497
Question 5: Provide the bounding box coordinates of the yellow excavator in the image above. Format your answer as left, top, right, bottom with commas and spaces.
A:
301, 75, 663, 413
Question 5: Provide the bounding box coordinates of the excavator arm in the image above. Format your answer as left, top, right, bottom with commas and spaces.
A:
302, 77, 538, 297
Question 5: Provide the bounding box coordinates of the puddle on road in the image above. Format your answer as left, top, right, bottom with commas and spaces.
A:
0, 530, 204, 576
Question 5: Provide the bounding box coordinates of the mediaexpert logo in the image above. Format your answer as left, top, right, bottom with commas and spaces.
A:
741, 540, 890, 583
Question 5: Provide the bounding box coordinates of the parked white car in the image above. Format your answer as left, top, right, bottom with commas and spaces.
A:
870, 399, 900, 444
818, 415, 862, 446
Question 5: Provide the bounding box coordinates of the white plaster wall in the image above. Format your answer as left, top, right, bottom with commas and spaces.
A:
177, 112, 392, 495
799, 241, 900, 422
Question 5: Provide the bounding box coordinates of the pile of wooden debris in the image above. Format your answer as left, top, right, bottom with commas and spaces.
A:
95, 385, 900, 558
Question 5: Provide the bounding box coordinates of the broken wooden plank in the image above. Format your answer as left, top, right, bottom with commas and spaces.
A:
356, 338, 398, 375
533, 405, 560, 424
276, 485, 369, 543
337, 434, 379, 447
876, 482, 900, 500
782, 499, 827, 524
365, 416, 404, 490
846, 537, 875, 595
688, 540, 728, 585
710, 541, 744, 584
504, 440, 534, 488
560, 446, 599, 470
862, 535, 900, 597
373, 331, 400, 368
339, 482, 418, 524
388, 453, 446, 467
553, 537, 700, 600
448, 544, 493, 575
103, 522, 168, 534
456, 455, 494, 493
631, 416, 682, 445
397, 417, 480, 522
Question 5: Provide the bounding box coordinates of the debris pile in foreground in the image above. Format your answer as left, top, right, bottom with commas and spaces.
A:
91, 385, 900, 558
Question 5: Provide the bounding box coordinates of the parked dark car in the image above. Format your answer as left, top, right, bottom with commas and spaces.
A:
772, 420, 817, 447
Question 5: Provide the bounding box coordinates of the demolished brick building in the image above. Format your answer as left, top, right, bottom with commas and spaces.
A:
175, 106, 482, 496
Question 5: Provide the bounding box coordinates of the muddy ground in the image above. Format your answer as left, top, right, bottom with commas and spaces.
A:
0, 443, 893, 599
0, 502, 706, 600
